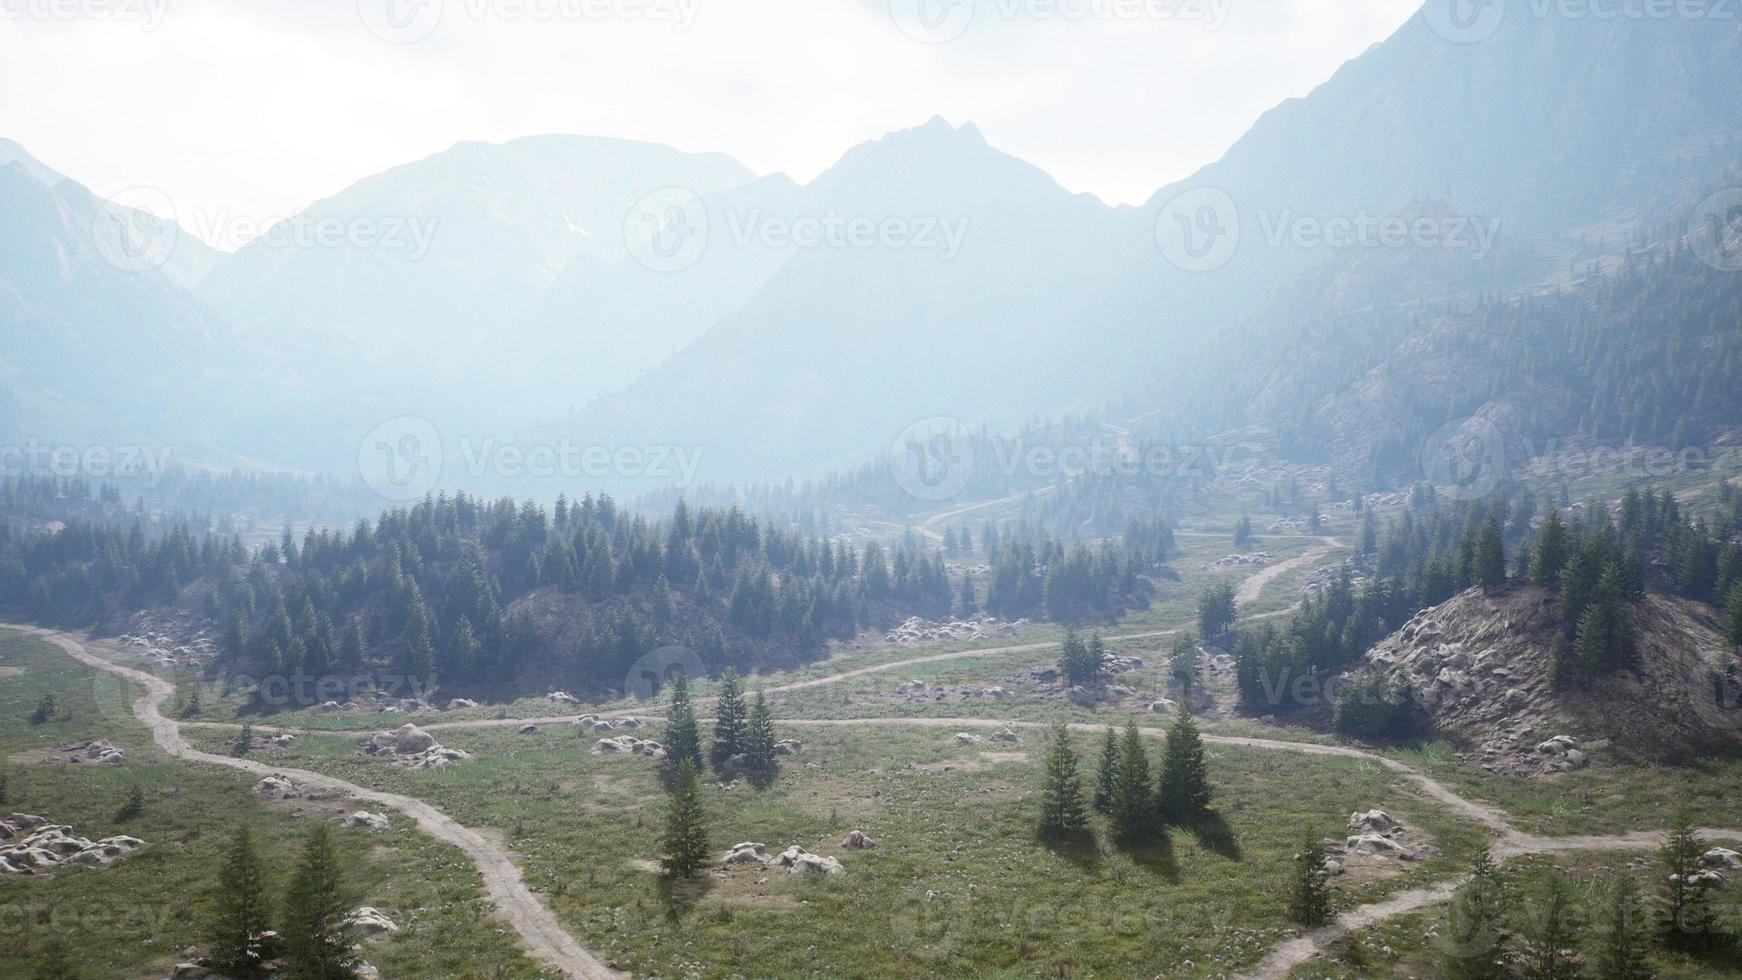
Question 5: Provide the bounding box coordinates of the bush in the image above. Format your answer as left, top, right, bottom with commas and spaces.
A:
1332, 674, 1416, 740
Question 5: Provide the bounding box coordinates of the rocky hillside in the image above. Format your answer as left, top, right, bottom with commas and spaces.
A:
1356, 585, 1742, 770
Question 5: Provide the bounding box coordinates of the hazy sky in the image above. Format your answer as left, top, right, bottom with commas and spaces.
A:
2, 0, 1421, 249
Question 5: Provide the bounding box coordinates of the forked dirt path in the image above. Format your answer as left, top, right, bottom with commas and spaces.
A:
10, 624, 619, 980
1234, 535, 1342, 607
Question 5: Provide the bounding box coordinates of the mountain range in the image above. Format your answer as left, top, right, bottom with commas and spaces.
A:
5, 0, 1741, 496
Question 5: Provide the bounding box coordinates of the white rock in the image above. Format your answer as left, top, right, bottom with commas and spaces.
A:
253, 775, 300, 800
1347, 834, 1418, 860
346, 906, 400, 938
1348, 810, 1400, 834
1701, 847, 1742, 870
446, 698, 478, 710
773, 740, 803, 755
342, 811, 390, 832
840, 830, 878, 850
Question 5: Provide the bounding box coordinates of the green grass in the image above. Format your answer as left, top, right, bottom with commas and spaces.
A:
205, 717, 1491, 977
0, 629, 543, 979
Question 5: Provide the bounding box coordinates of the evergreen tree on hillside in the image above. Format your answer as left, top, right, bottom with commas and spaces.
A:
1515, 872, 1580, 980
1287, 833, 1332, 926
663, 673, 703, 776
1198, 580, 1237, 640
207, 823, 272, 978
1110, 721, 1154, 843
1156, 701, 1211, 823
1439, 853, 1508, 980
1591, 875, 1651, 980
744, 690, 778, 788
1059, 630, 1100, 686
710, 668, 748, 772
1093, 726, 1118, 814
1529, 509, 1570, 586
958, 574, 977, 617
1657, 816, 1715, 945
1475, 516, 1507, 590
282, 824, 356, 979
1036, 723, 1089, 841
1725, 582, 1742, 648
662, 759, 709, 878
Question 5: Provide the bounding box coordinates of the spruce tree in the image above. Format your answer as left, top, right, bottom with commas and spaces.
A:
662, 759, 710, 878
1059, 630, 1097, 686
1156, 700, 1212, 823
1036, 723, 1088, 840
1287, 832, 1332, 926
743, 690, 778, 787
958, 574, 977, 617
1110, 721, 1154, 843
1657, 816, 1714, 945
710, 668, 748, 772
1724, 581, 1742, 648
1440, 853, 1508, 980
1530, 508, 1570, 585
1516, 872, 1579, 980
1590, 874, 1651, 980
282, 824, 356, 980
1475, 516, 1507, 590
182, 688, 203, 718
33, 934, 77, 980
207, 823, 273, 978
233, 722, 253, 757
0, 765, 8, 805
662, 673, 703, 775
1093, 726, 1118, 814
116, 784, 144, 821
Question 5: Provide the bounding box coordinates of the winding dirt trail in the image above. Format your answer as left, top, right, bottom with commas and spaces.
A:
10, 625, 619, 980
1234, 535, 1343, 607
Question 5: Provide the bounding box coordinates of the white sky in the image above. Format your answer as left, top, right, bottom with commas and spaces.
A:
1, 0, 1423, 249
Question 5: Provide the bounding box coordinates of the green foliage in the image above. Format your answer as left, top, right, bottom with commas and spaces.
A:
1168, 633, 1200, 692
1036, 723, 1089, 841
1655, 816, 1716, 945
1092, 726, 1117, 814
32, 934, 78, 980
233, 722, 253, 757
1530, 508, 1570, 586
1156, 701, 1211, 823
1198, 580, 1237, 640
1058, 629, 1102, 686
282, 824, 357, 980
1590, 875, 1652, 980
1286, 833, 1331, 926
662, 673, 703, 776
1440, 853, 1509, 980
743, 689, 778, 788
115, 783, 144, 822
1332, 673, 1416, 740
1725, 582, 1742, 649
29, 693, 55, 725
1514, 872, 1580, 980
710, 668, 748, 772
661, 759, 710, 878
181, 687, 202, 718
207, 823, 274, 978
1234, 514, 1253, 549
1109, 721, 1154, 843
1475, 516, 1508, 589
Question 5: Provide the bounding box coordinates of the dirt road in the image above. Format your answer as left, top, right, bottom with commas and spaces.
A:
11, 625, 619, 980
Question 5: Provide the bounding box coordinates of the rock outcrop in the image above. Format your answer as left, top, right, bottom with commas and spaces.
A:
0, 814, 145, 875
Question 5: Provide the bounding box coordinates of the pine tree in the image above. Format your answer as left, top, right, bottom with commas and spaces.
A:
662, 673, 703, 776
1475, 516, 1507, 590
1657, 815, 1715, 945
233, 722, 253, 757
338, 618, 365, 668
33, 934, 77, 980
743, 690, 778, 787
1530, 508, 1570, 585
115, 784, 144, 821
1036, 723, 1089, 840
1590, 874, 1651, 980
182, 688, 203, 718
958, 574, 977, 617
1093, 726, 1118, 814
1058, 630, 1096, 686
1440, 853, 1508, 980
1724, 581, 1742, 648
710, 668, 748, 772
1516, 872, 1579, 980
662, 759, 710, 878
282, 824, 356, 979
1286, 832, 1332, 926
207, 823, 273, 978
1110, 721, 1154, 842
1156, 701, 1212, 823
0, 765, 8, 805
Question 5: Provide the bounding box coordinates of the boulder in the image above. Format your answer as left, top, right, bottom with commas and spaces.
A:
952, 733, 983, 746
253, 775, 301, 800
547, 691, 580, 705
269, 734, 296, 747
1701, 847, 1742, 870
401, 746, 471, 770
446, 698, 478, 710
1348, 810, 1400, 835
618, 717, 643, 730
723, 842, 768, 865
1323, 859, 1345, 877
1535, 735, 1580, 755
316, 701, 342, 713
840, 830, 878, 850
516, 724, 540, 735
1067, 686, 1098, 707
346, 906, 400, 938
1346, 834, 1419, 860
392, 724, 437, 754
1147, 699, 1177, 714
773, 740, 803, 756
772, 845, 844, 875
990, 727, 1021, 744
342, 811, 390, 832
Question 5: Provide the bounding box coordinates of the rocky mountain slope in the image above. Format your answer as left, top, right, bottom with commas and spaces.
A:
1356, 585, 1742, 770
